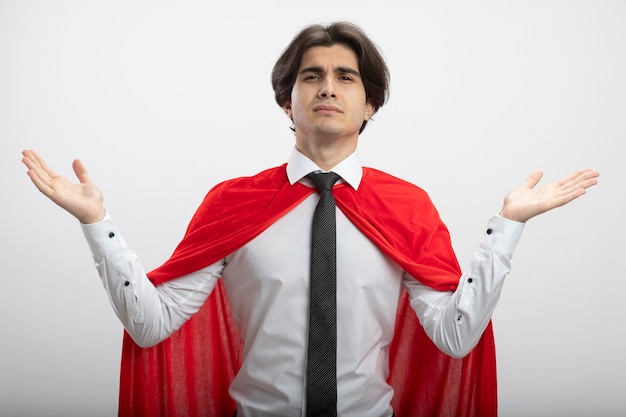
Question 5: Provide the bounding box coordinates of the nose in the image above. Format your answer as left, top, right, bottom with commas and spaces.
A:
318, 78, 336, 99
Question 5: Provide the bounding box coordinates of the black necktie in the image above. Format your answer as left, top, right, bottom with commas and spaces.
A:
306, 171, 340, 417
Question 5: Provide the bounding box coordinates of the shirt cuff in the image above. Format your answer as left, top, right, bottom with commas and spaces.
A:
80, 211, 125, 257
480, 215, 525, 258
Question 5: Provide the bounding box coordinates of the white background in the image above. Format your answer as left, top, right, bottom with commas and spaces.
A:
1, 1, 625, 416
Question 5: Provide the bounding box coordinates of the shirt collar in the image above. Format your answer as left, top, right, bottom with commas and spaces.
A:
286, 146, 363, 190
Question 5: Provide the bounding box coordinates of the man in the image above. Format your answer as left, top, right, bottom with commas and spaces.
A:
22, 22, 598, 417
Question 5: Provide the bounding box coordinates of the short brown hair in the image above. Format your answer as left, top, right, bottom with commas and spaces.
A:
271, 21, 390, 134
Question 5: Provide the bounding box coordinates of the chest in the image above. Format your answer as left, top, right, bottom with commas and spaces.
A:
222, 195, 404, 333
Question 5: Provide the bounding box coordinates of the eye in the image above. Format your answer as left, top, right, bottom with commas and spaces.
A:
304, 74, 320, 81
339, 75, 354, 82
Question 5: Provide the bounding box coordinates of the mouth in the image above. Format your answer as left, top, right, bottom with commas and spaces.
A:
313, 104, 342, 114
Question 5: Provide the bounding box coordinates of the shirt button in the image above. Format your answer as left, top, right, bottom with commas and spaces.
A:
124, 281, 130, 287
108, 232, 115, 238
486, 228, 492, 235
467, 277, 473, 283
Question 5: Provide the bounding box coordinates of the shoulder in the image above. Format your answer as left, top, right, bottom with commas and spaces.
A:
191, 164, 288, 212
209, 164, 288, 194
187, 164, 290, 229
361, 167, 430, 199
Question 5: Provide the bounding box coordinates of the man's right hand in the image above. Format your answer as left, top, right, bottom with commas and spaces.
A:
22, 149, 106, 224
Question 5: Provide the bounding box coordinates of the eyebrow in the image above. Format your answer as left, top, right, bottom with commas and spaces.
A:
298, 66, 362, 78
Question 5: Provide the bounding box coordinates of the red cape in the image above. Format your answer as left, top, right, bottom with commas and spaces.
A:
118, 164, 497, 417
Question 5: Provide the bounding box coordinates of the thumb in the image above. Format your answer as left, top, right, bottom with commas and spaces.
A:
72, 159, 93, 184
523, 169, 543, 190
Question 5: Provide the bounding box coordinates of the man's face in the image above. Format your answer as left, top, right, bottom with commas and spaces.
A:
283, 44, 374, 144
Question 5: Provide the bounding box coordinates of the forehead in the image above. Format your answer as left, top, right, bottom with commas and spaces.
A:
299, 44, 359, 70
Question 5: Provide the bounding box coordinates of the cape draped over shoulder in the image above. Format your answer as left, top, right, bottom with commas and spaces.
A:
118, 164, 497, 417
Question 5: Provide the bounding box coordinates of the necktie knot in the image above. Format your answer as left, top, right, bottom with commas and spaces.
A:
307, 172, 341, 193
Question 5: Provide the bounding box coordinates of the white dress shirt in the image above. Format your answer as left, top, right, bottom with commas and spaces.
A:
81, 148, 524, 417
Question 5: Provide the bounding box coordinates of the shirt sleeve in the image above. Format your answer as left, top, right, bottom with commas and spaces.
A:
404, 215, 525, 358
81, 212, 223, 348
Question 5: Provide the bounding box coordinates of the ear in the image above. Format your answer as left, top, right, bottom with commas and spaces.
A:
364, 99, 375, 121
283, 101, 292, 119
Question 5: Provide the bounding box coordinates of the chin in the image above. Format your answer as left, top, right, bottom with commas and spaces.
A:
312, 122, 347, 136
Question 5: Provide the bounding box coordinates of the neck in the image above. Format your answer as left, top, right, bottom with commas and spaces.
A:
295, 134, 358, 171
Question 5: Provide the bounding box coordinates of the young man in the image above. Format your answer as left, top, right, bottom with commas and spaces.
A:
22, 22, 598, 417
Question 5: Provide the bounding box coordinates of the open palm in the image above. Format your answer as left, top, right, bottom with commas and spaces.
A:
22, 150, 105, 224
500, 168, 599, 223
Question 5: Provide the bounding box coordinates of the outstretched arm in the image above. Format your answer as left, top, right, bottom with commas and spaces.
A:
22, 149, 106, 224
22, 149, 221, 347
409, 168, 598, 357
500, 168, 599, 223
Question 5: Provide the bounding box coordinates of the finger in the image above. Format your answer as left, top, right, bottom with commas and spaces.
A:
575, 170, 599, 191
24, 149, 59, 179
522, 169, 543, 189
553, 169, 600, 205
578, 168, 600, 184
25, 167, 54, 196
22, 150, 54, 194
72, 159, 93, 185
559, 168, 599, 190
22, 150, 63, 195
21, 149, 43, 173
